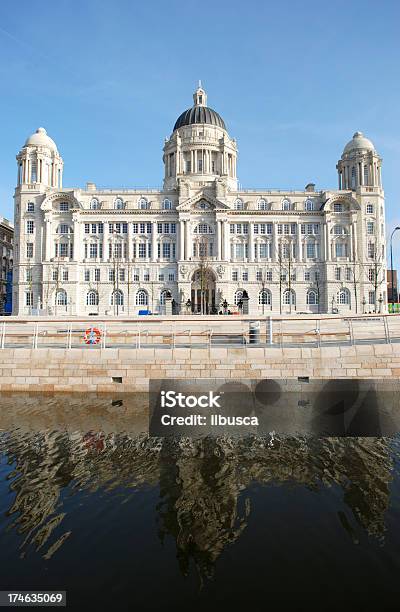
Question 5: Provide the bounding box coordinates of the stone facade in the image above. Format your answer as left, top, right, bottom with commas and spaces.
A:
12, 86, 387, 316
0, 217, 13, 313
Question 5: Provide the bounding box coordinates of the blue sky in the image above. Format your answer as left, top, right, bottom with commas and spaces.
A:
1, 0, 400, 259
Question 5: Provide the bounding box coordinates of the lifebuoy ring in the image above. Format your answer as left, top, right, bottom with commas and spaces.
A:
84, 327, 101, 345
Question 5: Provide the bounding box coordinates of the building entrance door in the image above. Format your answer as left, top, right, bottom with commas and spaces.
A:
191, 269, 216, 314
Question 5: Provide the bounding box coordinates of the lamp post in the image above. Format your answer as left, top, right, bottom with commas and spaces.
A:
378, 293, 383, 314
362, 296, 366, 314
390, 227, 400, 305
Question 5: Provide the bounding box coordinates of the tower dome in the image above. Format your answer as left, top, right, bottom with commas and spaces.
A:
343, 131, 375, 155
24, 127, 58, 152
173, 83, 226, 131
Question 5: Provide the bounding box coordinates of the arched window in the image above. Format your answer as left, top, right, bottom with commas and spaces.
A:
282, 289, 295, 305
136, 289, 148, 306
234, 290, 244, 305
163, 198, 172, 210
111, 289, 124, 306
234, 198, 244, 210
56, 290, 67, 306
306, 290, 319, 305
258, 198, 268, 210
90, 198, 100, 210
86, 290, 99, 306
259, 290, 271, 305
114, 198, 125, 210
138, 197, 148, 210
305, 199, 314, 211
337, 289, 350, 305
282, 198, 291, 211
160, 289, 169, 305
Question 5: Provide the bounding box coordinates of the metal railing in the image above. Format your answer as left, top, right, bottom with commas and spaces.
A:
0, 314, 399, 350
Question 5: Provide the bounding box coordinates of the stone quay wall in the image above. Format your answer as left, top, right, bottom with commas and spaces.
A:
0, 343, 399, 393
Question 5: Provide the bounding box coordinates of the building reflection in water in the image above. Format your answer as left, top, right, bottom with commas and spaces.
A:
0, 392, 395, 576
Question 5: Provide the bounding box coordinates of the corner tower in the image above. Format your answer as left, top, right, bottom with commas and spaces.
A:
337, 131, 382, 191
163, 84, 238, 191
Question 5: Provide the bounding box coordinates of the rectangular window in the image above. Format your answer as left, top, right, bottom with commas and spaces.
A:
139, 244, 146, 258
242, 271, 248, 281
26, 220, 34, 234
26, 291, 33, 306
232, 271, 238, 281
26, 268, 32, 282
168, 273, 175, 281
60, 224, 69, 234
62, 270, 69, 281
140, 223, 146, 234
346, 267, 352, 281
144, 272, 150, 281
368, 268, 374, 282
256, 270, 262, 281
164, 223, 170, 234
53, 270, 59, 281
301, 224, 306, 234
26, 243, 33, 258
27, 202, 34, 212
147, 222, 152, 233
366, 204, 374, 214
230, 224, 235, 234
306, 242, 316, 258
84, 270, 90, 282
60, 243, 68, 257
109, 223, 114, 233
291, 224, 296, 235
163, 243, 171, 259
122, 223, 128, 234
259, 243, 268, 258
198, 158, 203, 172
335, 243, 344, 257
89, 243, 98, 258
109, 269, 115, 282
367, 221, 374, 235
334, 203, 343, 212
171, 223, 176, 233
94, 268, 100, 281
266, 223, 272, 234
335, 268, 341, 281
119, 269, 125, 282
59, 202, 69, 211
277, 225, 282, 235
304, 271, 310, 281
266, 270, 272, 281
158, 273, 164, 281
132, 223, 138, 233
98, 223, 103, 234
91, 223, 97, 234
157, 223, 163, 234
85, 224, 90, 234
314, 271, 320, 282
254, 224, 259, 235
369, 290, 375, 305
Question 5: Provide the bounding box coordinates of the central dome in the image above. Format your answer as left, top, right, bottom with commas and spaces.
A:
173, 84, 226, 132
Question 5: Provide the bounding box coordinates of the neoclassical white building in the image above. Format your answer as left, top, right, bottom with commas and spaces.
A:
13, 85, 387, 316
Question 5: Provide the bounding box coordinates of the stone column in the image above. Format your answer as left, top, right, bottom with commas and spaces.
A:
325, 221, 331, 261
224, 220, 230, 261
272, 223, 278, 262
179, 220, 184, 260
103, 221, 109, 262
297, 224, 302, 262
249, 222, 254, 262
185, 221, 190, 260
45, 216, 52, 261
216, 220, 221, 260
151, 221, 157, 262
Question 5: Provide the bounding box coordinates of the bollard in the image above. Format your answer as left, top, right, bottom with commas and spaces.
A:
249, 321, 260, 344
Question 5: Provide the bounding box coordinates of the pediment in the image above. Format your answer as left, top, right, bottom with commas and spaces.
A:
176, 193, 230, 212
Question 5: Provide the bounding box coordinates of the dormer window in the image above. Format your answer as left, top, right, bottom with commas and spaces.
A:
138, 197, 148, 210
199, 95, 203, 104
163, 198, 172, 210
115, 198, 125, 210
90, 198, 100, 210
258, 199, 268, 210
282, 198, 291, 211
234, 198, 244, 210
